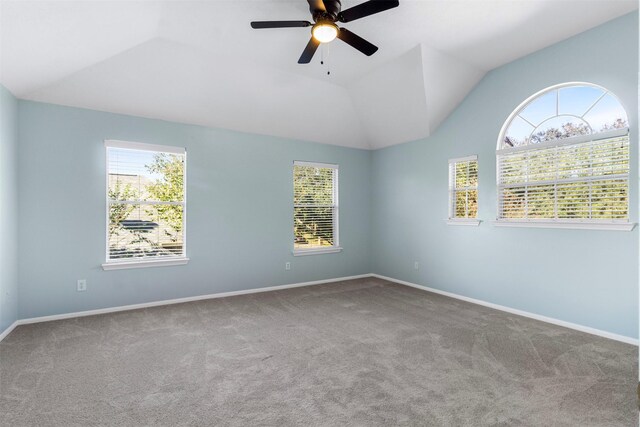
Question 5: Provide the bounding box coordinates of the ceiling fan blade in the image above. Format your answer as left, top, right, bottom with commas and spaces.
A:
298, 37, 321, 64
338, 0, 399, 23
251, 21, 311, 29
337, 28, 378, 56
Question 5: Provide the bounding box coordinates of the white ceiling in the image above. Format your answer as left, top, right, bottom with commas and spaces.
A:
1, 0, 637, 149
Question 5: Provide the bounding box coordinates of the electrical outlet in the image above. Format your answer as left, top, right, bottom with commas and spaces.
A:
77, 279, 87, 292
285, 262, 291, 271
414, 261, 419, 270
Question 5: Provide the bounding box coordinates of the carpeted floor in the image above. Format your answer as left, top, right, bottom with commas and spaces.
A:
0, 277, 637, 426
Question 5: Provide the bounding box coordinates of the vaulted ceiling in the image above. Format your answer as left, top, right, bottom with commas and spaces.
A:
1, 0, 636, 149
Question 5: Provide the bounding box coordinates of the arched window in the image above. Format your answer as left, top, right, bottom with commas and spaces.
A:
496, 83, 631, 229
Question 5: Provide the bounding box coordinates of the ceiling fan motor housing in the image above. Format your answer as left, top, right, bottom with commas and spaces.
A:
251, 0, 400, 63
309, 0, 342, 22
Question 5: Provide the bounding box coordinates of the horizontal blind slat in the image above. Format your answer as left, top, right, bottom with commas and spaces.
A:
497, 134, 629, 221
293, 164, 338, 249
107, 144, 186, 262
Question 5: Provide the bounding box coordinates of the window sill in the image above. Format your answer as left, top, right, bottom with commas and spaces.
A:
446, 219, 481, 226
293, 247, 343, 256
493, 221, 635, 231
102, 257, 190, 271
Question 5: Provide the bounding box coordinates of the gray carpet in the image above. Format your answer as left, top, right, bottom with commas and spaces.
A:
0, 278, 637, 426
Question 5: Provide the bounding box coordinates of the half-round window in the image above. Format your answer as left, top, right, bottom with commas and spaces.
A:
500, 83, 628, 149
496, 83, 631, 229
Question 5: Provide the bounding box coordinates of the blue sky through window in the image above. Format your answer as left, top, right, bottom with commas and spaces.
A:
502, 84, 627, 148
108, 148, 164, 181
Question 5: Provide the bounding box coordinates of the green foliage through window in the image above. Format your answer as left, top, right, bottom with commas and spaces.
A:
498, 135, 629, 221
107, 146, 186, 261
294, 163, 337, 249
449, 158, 478, 219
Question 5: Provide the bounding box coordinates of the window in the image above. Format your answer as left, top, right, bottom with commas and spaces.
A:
103, 140, 188, 269
293, 161, 341, 255
496, 83, 632, 230
448, 156, 479, 225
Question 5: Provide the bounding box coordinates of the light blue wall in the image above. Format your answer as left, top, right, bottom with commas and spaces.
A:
0, 85, 19, 334
372, 12, 639, 339
17, 102, 371, 319
9, 12, 639, 341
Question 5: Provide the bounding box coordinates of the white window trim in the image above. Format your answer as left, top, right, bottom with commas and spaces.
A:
103, 139, 188, 269
496, 128, 628, 154
105, 139, 185, 154
293, 247, 343, 256
446, 219, 481, 226
448, 155, 479, 224
292, 161, 340, 256
294, 160, 338, 170
102, 257, 190, 271
493, 220, 635, 231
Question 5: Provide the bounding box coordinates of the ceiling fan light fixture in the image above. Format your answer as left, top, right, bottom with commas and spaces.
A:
312, 22, 338, 43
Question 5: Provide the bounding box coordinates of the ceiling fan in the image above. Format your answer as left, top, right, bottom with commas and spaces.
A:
250, 0, 399, 64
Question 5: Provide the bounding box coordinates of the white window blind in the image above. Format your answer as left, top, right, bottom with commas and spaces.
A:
449, 156, 478, 220
497, 128, 629, 222
293, 161, 339, 253
105, 140, 186, 263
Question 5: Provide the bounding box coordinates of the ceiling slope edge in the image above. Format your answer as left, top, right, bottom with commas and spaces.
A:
347, 46, 430, 150
347, 44, 486, 150
420, 44, 486, 140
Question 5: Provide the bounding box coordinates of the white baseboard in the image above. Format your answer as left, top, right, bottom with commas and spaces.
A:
2, 272, 636, 347
0, 321, 19, 342
372, 274, 638, 346
0, 274, 370, 340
